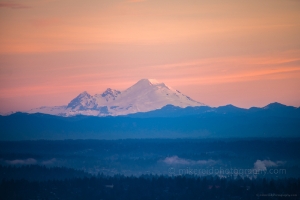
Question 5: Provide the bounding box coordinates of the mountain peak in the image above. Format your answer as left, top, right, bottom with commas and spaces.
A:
137, 78, 163, 85
77, 91, 91, 98
101, 88, 121, 98
132, 79, 172, 90
263, 102, 286, 109
67, 91, 94, 109
148, 79, 161, 85
29, 79, 206, 116
263, 102, 296, 110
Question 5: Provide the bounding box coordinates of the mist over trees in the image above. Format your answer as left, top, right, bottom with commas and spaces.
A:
1, 165, 299, 200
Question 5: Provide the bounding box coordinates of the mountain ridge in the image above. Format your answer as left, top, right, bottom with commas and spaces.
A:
28, 79, 206, 116
126, 102, 300, 118
1, 102, 299, 140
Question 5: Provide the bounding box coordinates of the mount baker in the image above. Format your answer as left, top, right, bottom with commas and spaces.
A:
29, 79, 206, 116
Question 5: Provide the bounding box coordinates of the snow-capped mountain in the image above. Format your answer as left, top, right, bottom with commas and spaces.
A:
28, 79, 206, 116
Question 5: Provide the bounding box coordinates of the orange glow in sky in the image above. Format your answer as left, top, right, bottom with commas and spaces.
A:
0, 0, 300, 113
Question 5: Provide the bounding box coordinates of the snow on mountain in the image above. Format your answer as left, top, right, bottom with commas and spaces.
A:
29, 106, 68, 116
67, 91, 96, 110
28, 79, 206, 116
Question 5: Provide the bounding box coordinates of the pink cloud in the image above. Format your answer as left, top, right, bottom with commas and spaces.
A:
127, 0, 146, 3
31, 18, 61, 28
0, 2, 30, 9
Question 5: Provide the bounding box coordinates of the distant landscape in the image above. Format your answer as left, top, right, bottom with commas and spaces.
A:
1, 102, 299, 140
1, 139, 300, 199
0, 80, 299, 199
1, 0, 300, 198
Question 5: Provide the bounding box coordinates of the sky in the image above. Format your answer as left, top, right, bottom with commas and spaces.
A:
0, 0, 300, 113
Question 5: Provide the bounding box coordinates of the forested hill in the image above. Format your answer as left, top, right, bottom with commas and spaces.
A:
1, 165, 299, 200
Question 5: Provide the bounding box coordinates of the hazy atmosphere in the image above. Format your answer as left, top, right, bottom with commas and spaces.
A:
1, 1, 300, 199
1, 0, 300, 113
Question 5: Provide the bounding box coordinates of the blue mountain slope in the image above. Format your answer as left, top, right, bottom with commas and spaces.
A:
127, 103, 300, 118
0, 103, 299, 140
